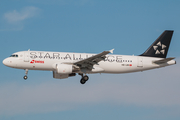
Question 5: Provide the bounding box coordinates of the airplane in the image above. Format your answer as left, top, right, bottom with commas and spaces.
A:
3, 30, 176, 84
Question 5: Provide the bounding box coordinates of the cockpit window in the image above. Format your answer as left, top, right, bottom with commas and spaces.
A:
10, 54, 18, 57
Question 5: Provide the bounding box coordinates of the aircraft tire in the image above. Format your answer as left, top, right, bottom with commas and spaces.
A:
23, 75, 28, 80
80, 78, 86, 84
83, 75, 89, 81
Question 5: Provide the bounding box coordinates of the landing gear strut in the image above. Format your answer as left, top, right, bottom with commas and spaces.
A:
79, 73, 89, 84
23, 69, 28, 80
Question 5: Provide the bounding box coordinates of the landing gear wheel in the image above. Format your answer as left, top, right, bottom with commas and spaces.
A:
83, 75, 89, 81
23, 75, 28, 80
23, 69, 28, 80
80, 78, 86, 84
80, 75, 89, 84
78, 73, 89, 84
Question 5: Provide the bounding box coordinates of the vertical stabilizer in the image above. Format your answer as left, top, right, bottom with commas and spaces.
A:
140, 30, 174, 58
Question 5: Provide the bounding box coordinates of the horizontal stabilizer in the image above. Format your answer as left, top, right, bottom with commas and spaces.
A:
153, 57, 175, 64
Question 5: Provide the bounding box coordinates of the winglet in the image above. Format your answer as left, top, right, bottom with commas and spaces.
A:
109, 49, 114, 54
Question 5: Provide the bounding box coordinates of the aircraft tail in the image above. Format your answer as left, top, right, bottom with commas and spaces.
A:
140, 30, 174, 58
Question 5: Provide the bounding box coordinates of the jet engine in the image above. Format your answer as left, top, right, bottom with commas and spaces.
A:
56, 64, 73, 74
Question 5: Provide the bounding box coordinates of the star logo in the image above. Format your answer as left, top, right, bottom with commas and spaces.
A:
153, 41, 166, 54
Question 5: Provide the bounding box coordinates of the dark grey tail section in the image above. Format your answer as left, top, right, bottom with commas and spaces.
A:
140, 30, 174, 58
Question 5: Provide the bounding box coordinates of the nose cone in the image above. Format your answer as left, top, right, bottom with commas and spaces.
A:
3, 58, 16, 68
3, 58, 8, 66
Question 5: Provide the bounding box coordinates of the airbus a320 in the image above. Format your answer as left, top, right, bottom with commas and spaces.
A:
3, 30, 176, 84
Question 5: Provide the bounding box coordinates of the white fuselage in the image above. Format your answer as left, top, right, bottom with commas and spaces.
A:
3, 51, 176, 74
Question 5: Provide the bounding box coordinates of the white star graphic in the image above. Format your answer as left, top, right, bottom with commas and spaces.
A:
153, 41, 166, 55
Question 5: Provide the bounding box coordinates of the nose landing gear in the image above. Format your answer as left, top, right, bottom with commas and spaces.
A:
23, 75, 28, 80
79, 73, 89, 84
23, 69, 28, 80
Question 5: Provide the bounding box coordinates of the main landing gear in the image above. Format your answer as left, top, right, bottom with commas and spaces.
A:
23, 69, 28, 80
79, 73, 89, 84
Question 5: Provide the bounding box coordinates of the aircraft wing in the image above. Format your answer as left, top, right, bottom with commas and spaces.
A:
153, 57, 175, 64
73, 49, 114, 70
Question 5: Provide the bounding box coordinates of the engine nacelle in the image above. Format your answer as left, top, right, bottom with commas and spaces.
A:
56, 64, 73, 74
53, 71, 76, 79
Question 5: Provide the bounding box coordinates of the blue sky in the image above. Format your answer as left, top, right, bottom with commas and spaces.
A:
0, 0, 180, 120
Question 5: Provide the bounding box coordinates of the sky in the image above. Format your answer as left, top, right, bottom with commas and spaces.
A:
0, 0, 180, 120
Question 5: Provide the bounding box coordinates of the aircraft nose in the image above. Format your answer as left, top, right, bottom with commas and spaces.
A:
3, 58, 16, 68
3, 58, 8, 66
